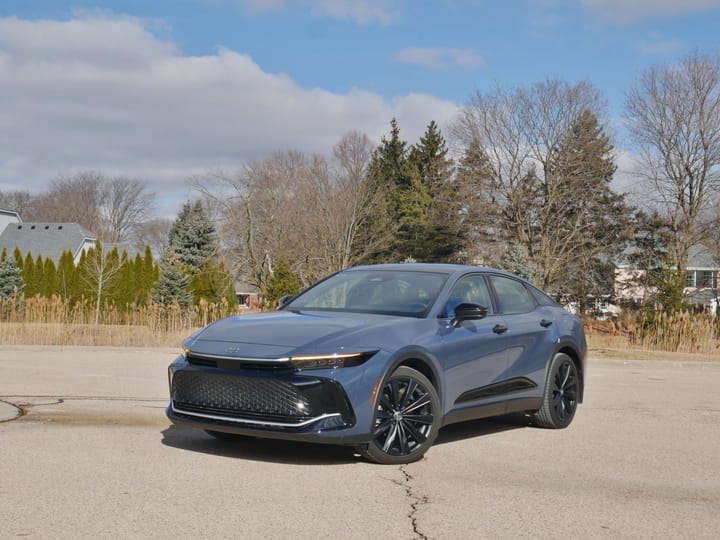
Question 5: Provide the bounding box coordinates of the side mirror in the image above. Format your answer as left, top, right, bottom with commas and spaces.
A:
278, 295, 295, 308
452, 303, 488, 327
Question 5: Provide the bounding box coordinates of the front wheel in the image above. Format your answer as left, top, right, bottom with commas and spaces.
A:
358, 366, 441, 465
533, 353, 579, 429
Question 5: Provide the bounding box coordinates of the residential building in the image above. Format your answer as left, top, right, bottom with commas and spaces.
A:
0, 208, 22, 233
615, 244, 719, 315
0, 222, 96, 265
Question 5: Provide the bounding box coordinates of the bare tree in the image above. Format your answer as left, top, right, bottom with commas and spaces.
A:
101, 177, 156, 242
25, 172, 155, 242
29, 172, 105, 232
0, 189, 34, 217
198, 131, 382, 291
78, 242, 123, 325
134, 218, 172, 258
453, 79, 627, 291
625, 51, 720, 272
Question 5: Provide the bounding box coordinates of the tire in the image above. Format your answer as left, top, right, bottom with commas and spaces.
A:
533, 352, 579, 429
357, 366, 441, 465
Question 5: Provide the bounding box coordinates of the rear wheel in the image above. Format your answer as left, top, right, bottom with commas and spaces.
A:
534, 353, 579, 429
358, 366, 440, 465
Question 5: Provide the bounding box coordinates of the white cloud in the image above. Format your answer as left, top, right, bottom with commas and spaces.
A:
581, 0, 720, 23
0, 15, 458, 210
233, 0, 402, 25
393, 47, 485, 70
634, 37, 680, 55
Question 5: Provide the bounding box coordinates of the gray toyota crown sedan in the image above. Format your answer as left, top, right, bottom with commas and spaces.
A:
167, 264, 586, 464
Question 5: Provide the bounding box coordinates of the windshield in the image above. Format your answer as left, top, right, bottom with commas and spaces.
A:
284, 269, 449, 317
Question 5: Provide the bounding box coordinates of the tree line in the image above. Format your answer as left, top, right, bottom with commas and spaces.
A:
2, 51, 719, 315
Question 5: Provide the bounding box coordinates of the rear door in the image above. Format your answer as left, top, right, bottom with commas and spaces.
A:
487, 274, 557, 384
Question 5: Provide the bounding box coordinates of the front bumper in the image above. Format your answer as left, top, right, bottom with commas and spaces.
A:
167, 357, 374, 445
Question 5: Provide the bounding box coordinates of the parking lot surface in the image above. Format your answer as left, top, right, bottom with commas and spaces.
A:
1, 346, 719, 539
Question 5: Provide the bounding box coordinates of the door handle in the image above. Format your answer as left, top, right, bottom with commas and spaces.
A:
493, 324, 508, 334
540, 319, 553, 328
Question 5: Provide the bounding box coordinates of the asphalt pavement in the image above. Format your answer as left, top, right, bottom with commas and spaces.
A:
1, 346, 719, 539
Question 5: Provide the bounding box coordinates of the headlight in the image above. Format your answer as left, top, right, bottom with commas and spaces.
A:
290, 351, 377, 370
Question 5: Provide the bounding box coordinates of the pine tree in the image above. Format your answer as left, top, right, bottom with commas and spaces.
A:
167, 201, 218, 271
152, 254, 192, 308
0, 256, 25, 298
407, 120, 458, 261
500, 244, 534, 280
264, 257, 300, 309
545, 109, 631, 300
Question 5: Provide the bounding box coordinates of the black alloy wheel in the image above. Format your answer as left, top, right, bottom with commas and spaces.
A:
358, 366, 440, 465
534, 352, 579, 429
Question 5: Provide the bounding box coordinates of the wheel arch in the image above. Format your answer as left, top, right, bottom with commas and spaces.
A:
384, 347, 443, 408
555, 343, 585, 403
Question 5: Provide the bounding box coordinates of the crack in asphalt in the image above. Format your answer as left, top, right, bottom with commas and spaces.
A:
392, 464, 429, 540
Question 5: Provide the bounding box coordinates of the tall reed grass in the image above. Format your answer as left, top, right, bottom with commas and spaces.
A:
0, 294, 244, 347
627, 310, 720, 354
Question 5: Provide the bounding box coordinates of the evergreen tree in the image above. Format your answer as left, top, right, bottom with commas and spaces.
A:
13, 247, 23, 270
23, 253, 37, 297
264, 257, 300, 309
500, 244, 534, 280
0, 256, 25, 298
453, 137, 502, 264
167, 201, 218, 271
152, 253, 192, 308
56, 250, 76, 302
407, 120, 458, 261
34, 254, 45, 297
190, 260, 238, 307
536, 109, 631, 295
42, 258, 58, 298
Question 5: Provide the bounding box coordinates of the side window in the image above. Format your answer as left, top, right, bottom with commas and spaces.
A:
489, 275, 535, 315
444, 275, 493, 318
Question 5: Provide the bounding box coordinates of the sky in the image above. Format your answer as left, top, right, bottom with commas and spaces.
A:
1, 0, 719, 216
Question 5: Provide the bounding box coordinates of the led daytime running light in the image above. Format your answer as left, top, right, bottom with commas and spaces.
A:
290, 351, 376, 370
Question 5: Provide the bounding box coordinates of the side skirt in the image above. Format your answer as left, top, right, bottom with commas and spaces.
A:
441, 397, 543, 428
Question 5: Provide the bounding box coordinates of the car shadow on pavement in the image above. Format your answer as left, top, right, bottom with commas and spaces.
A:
434, 413, 532, 446
161, 425, 359, 465
162, 414, 532, 464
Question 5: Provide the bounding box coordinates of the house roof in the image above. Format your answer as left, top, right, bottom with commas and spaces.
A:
616, 243, 718, 270
0, 208, 22, 220
687, 244, 717, 269
0, 222, 96, 262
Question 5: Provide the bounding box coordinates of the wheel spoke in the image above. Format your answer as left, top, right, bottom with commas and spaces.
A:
374, 419, 392, 437
400, 380, 417, 409
382, 422, 399, 453
397, 423, 410, 454
390, 379, 402, 407
402, 419, 427, 445
403, 413, 434, 425
401, 394, 430, 415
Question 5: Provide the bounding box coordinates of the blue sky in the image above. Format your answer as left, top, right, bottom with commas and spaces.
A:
1, 0, 719, 214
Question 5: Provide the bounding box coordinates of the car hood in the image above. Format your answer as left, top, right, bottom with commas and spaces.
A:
185, 310, 383, 359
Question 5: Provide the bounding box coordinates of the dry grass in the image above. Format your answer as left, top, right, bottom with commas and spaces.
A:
2, 295, 719, 359
584, 311, 720, 361
0, 294, 246, 347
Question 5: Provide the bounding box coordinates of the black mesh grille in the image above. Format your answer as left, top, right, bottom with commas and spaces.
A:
172, 371, 311, 419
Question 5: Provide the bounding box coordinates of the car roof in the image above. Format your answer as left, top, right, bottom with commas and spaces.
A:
345, 263, 520, 279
